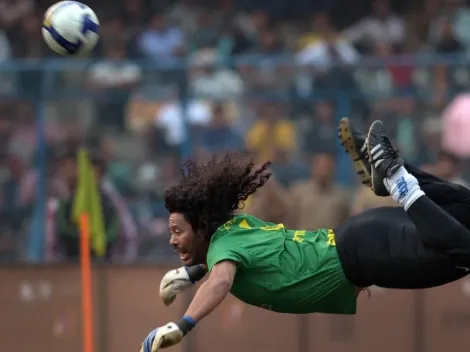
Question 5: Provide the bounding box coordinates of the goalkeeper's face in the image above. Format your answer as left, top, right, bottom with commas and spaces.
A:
168, 213, 207, 266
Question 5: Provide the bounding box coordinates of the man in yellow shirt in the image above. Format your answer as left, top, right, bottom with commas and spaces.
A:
245, 103, 296, 162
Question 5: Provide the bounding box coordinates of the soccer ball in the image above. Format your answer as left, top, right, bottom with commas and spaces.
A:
42, 1, 99, 56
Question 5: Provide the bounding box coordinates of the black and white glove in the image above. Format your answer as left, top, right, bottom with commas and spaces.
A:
159, 265, 207, 306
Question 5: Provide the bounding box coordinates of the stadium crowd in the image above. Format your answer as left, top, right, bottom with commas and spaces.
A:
1, 0, 470, 262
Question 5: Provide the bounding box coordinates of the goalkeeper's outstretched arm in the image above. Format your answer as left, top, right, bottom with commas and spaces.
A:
184, 260, 236, 321
139, 261, 236, 352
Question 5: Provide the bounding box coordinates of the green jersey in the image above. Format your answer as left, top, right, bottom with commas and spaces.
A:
206, 214, 356, 315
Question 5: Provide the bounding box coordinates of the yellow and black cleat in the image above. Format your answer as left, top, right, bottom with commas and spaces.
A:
337, 117, 372, 188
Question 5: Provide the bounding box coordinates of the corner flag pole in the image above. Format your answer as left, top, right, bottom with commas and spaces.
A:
79, 212, 95, 352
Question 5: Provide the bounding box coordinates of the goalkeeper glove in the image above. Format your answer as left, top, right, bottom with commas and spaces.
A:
159, 265, 207, 306
140, 317, 196, 352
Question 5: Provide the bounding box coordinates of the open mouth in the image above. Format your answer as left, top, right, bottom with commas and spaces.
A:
176, 248, 191, 262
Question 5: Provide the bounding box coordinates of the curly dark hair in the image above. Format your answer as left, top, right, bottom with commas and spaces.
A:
164, 153, 272, 240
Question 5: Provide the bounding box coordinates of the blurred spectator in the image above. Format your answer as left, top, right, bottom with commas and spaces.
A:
430, 150, 469, 188
133, 154, 178, 260
199, 103, 243, 154
249, 27, 285, 55
302, 100, 337, 154
356, 42, 418, 159
101, 172, 138, 262
0, 23, 11, 61
136, 154, 179, 198
345, 0, 404, 53
11, 10, 48, 59
245, 102, 296, 162
101, 14, 128, 42
137, 12, 185, 61
8, 11, 48, 97
354, 42, 415, 100
428, 17, 465, 108
62, 122, 85, 151
0, 108, 12, 154
416, 117, 442, 166
189, 8, 222, 51
405, 0, 441, 51
99, 136, 133, 193
243, 175, 293, 226
45, 150, 137, 262
165, 0, 201, 36
47, 152, 121, 261
133, 155, 179, 260
395, 109, 418, 163
8, 102, 61, 162
296, 12, 359, 98
1, 155, 34, 223
135, 158, 160, 195
235, 9, 270, 43
270, 149, 309, 188
87, 41, 142, 132
290, 151, 350, 229
383, 43, 415, 93
159, 155, 180, 189
121, 0, 147, 37
217, 24, 253, 57
0, 0, 33, 32
297, 12, 329, 50
436, 18, 464, 54
441, 94, 470, 157
297, 12, 357, 57
428, 0, 470, 52
156, 99, 212, 148
446, 0, 470, 50
5, 154, 34, 205
351, 187, 397, 215
189, 48, 245, 99
0, 149, 34, 259
96, 15, 132, 57
241, 28, 291, 95
297, 11, 358, 68
14, 122, 84, 208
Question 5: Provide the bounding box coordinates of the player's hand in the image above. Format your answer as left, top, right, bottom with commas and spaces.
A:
159, 265, 207, 306
140, 323, 183, 352
159, 267, 193, 305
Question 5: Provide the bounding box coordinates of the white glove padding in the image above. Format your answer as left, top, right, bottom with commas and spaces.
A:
140, 323, 183, 352
159, 267, 193, 306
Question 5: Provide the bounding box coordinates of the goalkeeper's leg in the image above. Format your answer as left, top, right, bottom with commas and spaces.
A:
334, 120, 470, 289
335, 206, 469, 289
368, 120, 470, 268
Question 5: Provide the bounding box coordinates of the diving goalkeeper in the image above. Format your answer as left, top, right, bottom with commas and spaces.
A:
140, 119, 470, 352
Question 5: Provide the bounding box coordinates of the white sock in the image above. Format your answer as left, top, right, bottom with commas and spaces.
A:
383, 166, 425, 211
